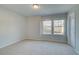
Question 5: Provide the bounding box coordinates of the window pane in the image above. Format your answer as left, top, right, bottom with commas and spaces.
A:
54, 20, 59, 26
42, 20, 52, 34
53, 20, 64, 35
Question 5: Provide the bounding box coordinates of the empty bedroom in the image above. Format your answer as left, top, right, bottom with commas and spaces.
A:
0, 4, 79, 55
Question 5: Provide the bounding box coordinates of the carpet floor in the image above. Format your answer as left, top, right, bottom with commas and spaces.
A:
0, 40, 77, 55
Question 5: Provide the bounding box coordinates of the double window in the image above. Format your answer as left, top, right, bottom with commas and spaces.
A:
42, 20, 64, 35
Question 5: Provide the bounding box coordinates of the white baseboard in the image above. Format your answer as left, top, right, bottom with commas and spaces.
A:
0, 39, 23, 49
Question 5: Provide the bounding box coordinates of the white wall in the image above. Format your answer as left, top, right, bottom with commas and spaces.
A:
0, 6, 27, 48
0, 5, 67, 48
67, 5, 79, 54
67, 11, 76, 48
75, 5, 79, 54
25, 14, 67, 43
27, 16, 41, 40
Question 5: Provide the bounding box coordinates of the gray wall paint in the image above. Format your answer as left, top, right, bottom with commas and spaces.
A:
25, 14, 67, 43
0, 7, 27, 48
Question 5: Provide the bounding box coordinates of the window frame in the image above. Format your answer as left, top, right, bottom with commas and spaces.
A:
53, 19, 65, 36
41, 20, 52, 35
41, 19, 65, 36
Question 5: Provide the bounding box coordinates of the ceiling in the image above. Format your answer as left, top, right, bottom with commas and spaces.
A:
0, 4, 75, 16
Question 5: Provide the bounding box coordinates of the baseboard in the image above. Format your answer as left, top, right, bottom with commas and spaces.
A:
24, 39, 67, 44
0, 39, 23, 49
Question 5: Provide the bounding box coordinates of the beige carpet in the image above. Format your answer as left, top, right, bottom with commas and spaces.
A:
0, 40, 77, 55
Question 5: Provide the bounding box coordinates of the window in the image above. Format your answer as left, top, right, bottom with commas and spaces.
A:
42, 20, 52, 34
41, 19, 64, 35
53, 20, 64, 35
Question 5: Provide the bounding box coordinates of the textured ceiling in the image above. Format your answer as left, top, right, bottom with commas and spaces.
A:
0, 4, 75, 16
